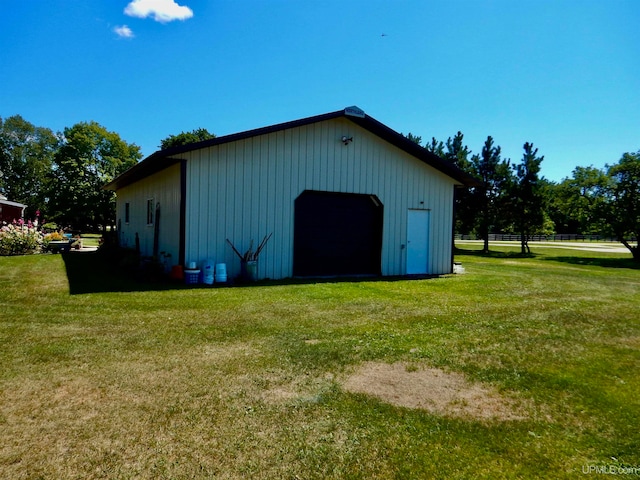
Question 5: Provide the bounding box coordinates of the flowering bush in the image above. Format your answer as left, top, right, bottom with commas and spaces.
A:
0, 220, 45, 255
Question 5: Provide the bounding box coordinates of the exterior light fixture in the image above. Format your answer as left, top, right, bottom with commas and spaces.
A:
341, 135, 353, 145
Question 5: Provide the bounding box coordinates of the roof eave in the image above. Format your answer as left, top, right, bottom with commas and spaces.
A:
0, 199, 27, 208
345, 114, 480, 187
104, 110, 347, 191
103, 152, 182, 191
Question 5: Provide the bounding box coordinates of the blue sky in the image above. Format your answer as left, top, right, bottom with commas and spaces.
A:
1, 0, 638, 182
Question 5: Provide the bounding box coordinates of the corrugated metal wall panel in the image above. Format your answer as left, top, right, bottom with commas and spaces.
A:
117, 163, 181, 263
181, 117, 456, 280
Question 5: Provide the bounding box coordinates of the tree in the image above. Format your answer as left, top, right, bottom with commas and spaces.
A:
48, 122, 141, 232
546, 166, 609, 235
444, 132, 475, 234
424, 137, 445, 158
444, 132, 472, 171
424, 132, 476, 234
160, 128, 215, 150
510, 142, 545, 254
471, 136, 513, 252
601, 151, 640, 260
0, 115, 59, 218
403, 132, 423, 146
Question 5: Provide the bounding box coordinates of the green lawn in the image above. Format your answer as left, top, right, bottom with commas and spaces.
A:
79, 233, 102, 248
1, 245, 639, 479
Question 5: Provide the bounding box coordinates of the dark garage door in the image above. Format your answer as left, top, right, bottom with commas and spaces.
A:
293, 191, 383, 276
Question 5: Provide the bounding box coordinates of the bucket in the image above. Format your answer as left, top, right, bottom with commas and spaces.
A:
170, 265, 184, 280
242, 260, 258, 281
202, 259, 215, 285
184, 269, 200, 285
215, 263, 227, 283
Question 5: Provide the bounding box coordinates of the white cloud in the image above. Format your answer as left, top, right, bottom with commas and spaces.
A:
124, 0, 193, 23
114, 25, 135, 38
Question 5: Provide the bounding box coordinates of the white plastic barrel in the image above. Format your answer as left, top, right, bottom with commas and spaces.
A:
215, 263, 227, 283
202, 259, 215, 285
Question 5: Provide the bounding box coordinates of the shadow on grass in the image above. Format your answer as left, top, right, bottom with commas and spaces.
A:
62, 251, 188, 294
454, 248, 537, 259
454, 247, 639, 270
543, 256, 640, 270
62, 250, 441, 295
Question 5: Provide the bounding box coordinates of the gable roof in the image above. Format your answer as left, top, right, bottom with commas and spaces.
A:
105, 107, 479, 190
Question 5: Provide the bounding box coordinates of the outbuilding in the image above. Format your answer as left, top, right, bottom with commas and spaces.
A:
0, 193, 26, 224
105, 107, 476, 280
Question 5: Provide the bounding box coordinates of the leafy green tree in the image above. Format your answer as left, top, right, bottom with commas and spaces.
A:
601, 151, 640, 260
471, 136, 513, 252
160, 128, 215, 150
48, 122, 141, 232
546, 166, 608, 234
510, 142, 546, 254
0, 115, 59, 218
545, 179, 576, 234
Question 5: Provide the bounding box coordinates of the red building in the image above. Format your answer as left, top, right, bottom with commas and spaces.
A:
0, 194, 26, 224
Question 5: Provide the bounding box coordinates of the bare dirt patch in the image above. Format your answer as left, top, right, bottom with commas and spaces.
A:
342, 362, 527, 421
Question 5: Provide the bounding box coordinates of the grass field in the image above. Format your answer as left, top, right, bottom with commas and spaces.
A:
1, 245, 639, 479
79, 234, 102, 248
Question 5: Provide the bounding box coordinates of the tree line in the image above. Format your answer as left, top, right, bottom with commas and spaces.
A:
406, 131, 639, 260
1, 114, 637, 260
0, 115, 215, 233
0, 115, 141, 232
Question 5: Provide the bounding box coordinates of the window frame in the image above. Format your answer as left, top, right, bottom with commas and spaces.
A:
146, 198, 154, 226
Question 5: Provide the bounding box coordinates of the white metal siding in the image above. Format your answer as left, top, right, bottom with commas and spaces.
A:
116, 163, 181, 263
179, 117, 456, 280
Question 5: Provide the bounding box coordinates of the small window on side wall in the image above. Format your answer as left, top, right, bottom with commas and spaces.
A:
125, 202, 130, 224
147, 199, 154, 225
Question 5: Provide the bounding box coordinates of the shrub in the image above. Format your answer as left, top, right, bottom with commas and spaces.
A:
41, 222, 59, 233
0, 221, 44, 255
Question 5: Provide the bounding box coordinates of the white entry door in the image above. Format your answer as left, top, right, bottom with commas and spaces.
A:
406, 209, 430, 274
